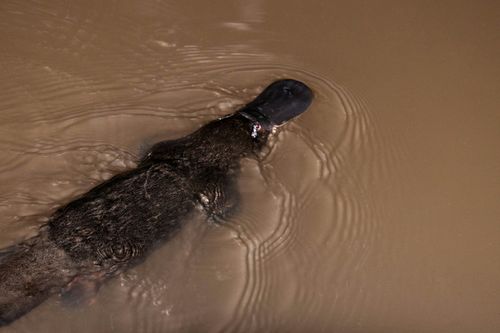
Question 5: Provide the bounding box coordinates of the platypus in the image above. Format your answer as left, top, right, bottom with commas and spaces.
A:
0, 79, 313, 326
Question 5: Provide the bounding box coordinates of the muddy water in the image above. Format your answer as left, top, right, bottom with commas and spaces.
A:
0, 0, 498, 332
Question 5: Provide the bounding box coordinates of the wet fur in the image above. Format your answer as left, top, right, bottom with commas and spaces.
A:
0, 115, 268, 325
0, 79, 312, 325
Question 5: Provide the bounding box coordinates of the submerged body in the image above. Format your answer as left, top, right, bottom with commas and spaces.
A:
0, 79, 313, 325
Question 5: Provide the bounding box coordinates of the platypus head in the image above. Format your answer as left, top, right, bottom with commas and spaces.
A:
170, 79, 313, 168
238, 79, 313, 132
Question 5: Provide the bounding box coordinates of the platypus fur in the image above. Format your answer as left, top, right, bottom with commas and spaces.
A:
0, 79, 313, 325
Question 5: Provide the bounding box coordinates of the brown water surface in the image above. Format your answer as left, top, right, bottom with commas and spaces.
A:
0, 1, 499, 332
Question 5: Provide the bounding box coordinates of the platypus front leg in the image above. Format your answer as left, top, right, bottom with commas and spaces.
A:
197, 171, 240, 223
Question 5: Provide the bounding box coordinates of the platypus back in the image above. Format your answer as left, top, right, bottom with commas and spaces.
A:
0, 79, 313, 326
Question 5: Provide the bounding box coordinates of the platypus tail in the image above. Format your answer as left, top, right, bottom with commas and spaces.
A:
0, 235, 74, 326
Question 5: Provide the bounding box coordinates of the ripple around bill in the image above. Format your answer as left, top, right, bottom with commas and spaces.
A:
213, 65, 404, 332
0, 5, 403, 326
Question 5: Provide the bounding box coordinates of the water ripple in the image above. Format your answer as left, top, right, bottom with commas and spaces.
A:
0, 2, 405, 329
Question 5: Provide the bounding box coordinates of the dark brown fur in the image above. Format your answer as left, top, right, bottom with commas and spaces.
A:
0, 79, 312, 325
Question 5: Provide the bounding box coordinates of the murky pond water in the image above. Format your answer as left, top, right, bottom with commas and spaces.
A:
1, 1, 499, 332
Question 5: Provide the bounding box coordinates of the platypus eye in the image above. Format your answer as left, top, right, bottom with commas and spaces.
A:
251, 123, 262, 139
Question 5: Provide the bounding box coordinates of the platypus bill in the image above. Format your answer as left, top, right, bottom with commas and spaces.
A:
0, 79, 313, 325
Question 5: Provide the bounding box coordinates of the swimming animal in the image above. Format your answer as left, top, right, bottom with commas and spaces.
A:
0, 79, 313, 325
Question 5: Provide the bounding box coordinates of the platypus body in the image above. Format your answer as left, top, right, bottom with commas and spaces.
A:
0, 79, 313, 325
